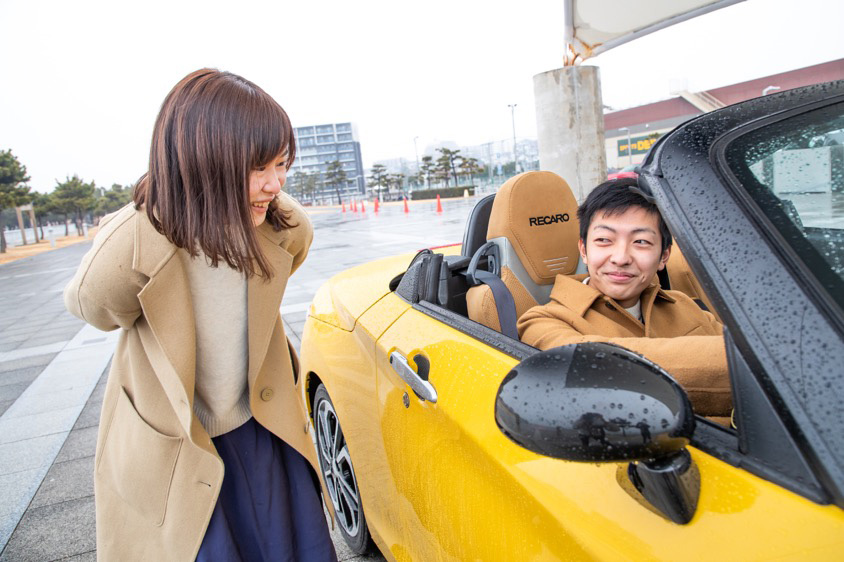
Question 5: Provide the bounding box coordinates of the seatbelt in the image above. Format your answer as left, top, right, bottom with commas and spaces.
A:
472, 269, 520, 340
467, 241, 520, 340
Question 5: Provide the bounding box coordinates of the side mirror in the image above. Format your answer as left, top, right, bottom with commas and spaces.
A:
495, 342, 695, 463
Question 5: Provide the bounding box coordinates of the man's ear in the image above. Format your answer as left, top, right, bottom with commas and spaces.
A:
658, 246, 671, 271
578, 239, 587, 262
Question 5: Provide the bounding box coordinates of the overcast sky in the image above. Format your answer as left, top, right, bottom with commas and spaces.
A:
1, 0, 842, 192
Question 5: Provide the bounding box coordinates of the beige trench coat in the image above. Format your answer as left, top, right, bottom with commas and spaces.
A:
64, 194, 318, 560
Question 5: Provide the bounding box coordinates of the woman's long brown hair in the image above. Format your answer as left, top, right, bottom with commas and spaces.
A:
134, 68, 296, 278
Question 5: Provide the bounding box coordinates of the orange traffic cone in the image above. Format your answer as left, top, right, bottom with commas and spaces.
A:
403, 197, 410, 214
436, 194, 443, 213
361, 200, 366, 213
341, 202, 346, 213
374, 198, 380, 213
352, 199, 357, 212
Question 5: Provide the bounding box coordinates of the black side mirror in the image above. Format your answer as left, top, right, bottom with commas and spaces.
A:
495, 342, 695, 463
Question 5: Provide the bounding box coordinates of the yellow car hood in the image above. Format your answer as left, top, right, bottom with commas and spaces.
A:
309, 251, 418, 331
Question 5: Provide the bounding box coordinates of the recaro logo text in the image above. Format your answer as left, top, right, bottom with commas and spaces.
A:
529, 214, 570, 226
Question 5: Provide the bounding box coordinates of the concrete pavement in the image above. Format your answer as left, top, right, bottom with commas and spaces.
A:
0, 197, 477, 561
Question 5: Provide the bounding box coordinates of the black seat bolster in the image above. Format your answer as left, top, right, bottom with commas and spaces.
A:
438, 256, 471, 316
461, 194, 496, 258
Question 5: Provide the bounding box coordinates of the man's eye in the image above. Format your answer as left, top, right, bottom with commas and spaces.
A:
255, 166, 266, 172
634, 239, 653, 246
276, 161, 287, 168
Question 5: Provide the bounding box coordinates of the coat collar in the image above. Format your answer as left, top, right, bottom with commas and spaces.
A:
247, 222, 293, 386
549, 273, 675, 318
255, 218, 287, 246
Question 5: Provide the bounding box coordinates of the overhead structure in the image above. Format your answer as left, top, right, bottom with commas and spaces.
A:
563, 0, 745, 63
539, 0, 746, 199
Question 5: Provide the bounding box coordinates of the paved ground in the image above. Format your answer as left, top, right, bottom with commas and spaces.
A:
0, 224, 93, 267
0, 197, 478, 561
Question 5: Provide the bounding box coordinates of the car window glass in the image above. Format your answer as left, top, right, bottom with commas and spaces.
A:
725, 101, 844, 312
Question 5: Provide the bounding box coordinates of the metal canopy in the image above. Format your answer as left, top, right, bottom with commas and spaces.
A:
563, 0, 745, 62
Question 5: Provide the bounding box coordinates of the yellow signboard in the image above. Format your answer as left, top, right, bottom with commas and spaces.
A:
618, 135, 660, 157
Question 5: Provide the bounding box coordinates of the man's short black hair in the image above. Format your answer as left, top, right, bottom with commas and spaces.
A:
577, 178, 673, 252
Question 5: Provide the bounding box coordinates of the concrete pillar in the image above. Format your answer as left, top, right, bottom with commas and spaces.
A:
15, 206, 27, 245
533, 66, 607, 202
20, 204, 40, 243
30, 209, 39, 243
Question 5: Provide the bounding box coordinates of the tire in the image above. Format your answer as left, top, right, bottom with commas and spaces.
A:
313, 384, 373, 555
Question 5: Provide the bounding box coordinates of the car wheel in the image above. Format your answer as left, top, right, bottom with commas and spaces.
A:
314, 384, 373, 554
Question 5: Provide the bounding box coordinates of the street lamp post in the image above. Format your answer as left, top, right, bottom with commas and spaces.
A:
620, 127, 632, 166
508, 104, 518, 173
487, 141, 494, 182
412, 137, 421, 192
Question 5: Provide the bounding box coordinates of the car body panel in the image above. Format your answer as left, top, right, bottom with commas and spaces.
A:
302, 293, 415, 554
308, 253, 416, 330
373, 307, 580, 560
303, 291, 844, 560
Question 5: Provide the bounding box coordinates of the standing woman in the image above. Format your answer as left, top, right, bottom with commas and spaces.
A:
65, 69, 336, 561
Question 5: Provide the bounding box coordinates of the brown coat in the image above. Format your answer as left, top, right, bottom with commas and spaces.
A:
64, 194, 317, 560
518, 274, 732, 416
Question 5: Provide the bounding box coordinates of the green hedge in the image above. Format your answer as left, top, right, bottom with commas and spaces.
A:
409, 186, 475, 200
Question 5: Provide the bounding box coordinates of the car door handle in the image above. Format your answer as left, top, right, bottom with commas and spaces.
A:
389, 351, 438, 403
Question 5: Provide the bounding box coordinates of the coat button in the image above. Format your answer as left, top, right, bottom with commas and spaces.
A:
260, 387, 274, 401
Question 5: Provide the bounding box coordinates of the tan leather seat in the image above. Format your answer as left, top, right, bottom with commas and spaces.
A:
466, 171, 583, 334
666, 247, 721, 322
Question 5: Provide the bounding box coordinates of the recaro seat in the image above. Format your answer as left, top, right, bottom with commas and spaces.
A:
466, 171, 583, 337
665, 248, 721, 321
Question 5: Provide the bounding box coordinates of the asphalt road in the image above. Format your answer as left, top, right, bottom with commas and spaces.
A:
0, 197, 478, 561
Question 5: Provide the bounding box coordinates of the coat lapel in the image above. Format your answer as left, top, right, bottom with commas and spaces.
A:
247, 223, 293, 389
133, 214, 197, 436
550, 274, 601, 317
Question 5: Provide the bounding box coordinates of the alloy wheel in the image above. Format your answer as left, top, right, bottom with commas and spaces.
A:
315, 390, 362, 540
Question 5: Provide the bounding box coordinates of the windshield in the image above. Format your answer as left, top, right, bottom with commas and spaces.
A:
725, 101, 844, 311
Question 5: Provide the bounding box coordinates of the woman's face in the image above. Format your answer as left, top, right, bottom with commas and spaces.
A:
248, 151, 288, 226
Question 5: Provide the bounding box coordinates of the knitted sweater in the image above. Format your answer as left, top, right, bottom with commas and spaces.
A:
183, 251, 251, 437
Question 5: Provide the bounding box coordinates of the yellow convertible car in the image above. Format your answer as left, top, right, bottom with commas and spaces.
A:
298, 81, 844, 559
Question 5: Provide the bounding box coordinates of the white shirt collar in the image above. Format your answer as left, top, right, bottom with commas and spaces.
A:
583, 276, 643, 322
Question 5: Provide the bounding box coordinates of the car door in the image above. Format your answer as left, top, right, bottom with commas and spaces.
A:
374, 310, 844, 560
372, 302, 603, 561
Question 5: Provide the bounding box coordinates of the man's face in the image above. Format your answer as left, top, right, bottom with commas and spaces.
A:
578, 207, 670, 308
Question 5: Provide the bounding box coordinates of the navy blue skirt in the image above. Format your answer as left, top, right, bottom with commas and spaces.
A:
196, 417, 337, 562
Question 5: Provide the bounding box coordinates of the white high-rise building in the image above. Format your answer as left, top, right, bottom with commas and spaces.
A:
290, 122, 365, 203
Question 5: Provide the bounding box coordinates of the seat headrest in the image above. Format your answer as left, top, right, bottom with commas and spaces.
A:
487, 171, 580, 285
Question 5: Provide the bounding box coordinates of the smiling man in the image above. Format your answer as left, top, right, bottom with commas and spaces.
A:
517, 178, 732, 417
